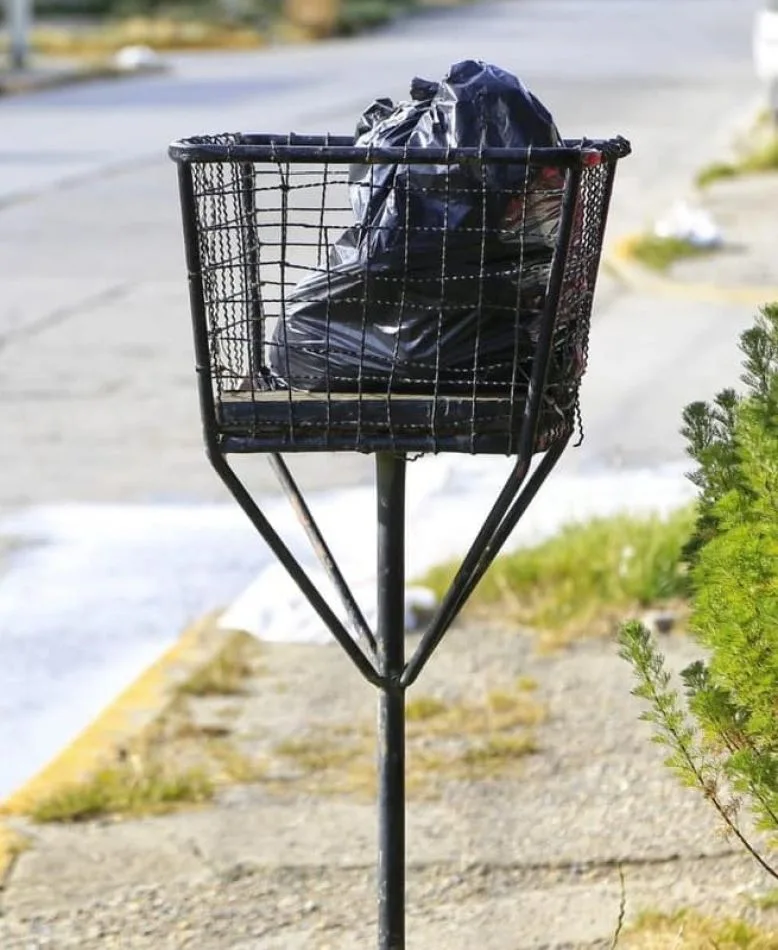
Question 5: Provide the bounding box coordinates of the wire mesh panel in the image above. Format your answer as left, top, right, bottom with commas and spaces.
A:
171, 134, 630, 457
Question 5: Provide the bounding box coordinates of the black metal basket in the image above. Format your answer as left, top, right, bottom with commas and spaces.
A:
169, 130, 631, 950
170, 133, 630, 458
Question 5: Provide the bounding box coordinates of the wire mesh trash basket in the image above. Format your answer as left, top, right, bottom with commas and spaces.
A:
170, 130, 630, 950
171, 133, 630, 458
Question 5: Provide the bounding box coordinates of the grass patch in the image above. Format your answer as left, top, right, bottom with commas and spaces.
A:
406, 696, 449, 722
178, 635, 257, 697
696, 132, 778, 189
422, 508, 695, 649
626, 234, 718, 273
171, 721, 232, 740
29, 762, 213, 823
625, 909, 778, 950
696, 161, 741, 189
750, 891, 778, 912
14, 638, 267, 824
274, 736, 368, 774
405, 688, 545, 739
408, 729, 538, 784
455, 734, 537, 770
206, 739, 267, 784
271, 684, 543, 797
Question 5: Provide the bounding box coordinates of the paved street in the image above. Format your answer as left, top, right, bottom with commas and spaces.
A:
0, 0, 767, 794
0, 0, 763, 503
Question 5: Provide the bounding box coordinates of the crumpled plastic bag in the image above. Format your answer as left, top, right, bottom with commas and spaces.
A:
267, 60, 567, 394
653, 201, 722, 249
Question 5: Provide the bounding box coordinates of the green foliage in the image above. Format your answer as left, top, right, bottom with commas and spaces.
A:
620, 304, 778, 877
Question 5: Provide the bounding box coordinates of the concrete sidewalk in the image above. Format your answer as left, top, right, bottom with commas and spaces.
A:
607, 171, 778, 307
0, 623, 776, 949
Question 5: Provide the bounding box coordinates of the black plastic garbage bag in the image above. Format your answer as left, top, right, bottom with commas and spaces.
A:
267, 60, 567, 394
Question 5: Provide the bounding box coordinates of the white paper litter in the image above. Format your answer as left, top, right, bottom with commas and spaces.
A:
653, 201, 723, 248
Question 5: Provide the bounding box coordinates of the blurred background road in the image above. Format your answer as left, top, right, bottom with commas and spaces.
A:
0, 0, 765, 794
0, 0, 764, 502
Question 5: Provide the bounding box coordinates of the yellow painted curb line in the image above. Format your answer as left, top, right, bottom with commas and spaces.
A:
604, 235, 778, 308
0, 612, 244, 817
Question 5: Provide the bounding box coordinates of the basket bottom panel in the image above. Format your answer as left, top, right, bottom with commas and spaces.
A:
216, 391, 572, 455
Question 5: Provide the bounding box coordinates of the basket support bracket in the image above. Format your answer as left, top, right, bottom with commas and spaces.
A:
208, 440, 569, 949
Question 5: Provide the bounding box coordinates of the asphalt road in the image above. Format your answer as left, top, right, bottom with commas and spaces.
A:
0, 0, 766, 796
0, 0, 764, 506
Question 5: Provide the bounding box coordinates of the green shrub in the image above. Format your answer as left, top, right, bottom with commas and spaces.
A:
620, 304, 778, 878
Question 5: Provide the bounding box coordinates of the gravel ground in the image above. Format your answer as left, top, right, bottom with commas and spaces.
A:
0, 854, 772, 950
2, 624, 777, 948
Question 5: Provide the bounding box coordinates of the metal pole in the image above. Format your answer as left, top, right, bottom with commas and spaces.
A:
8, 0, 31, 71
375, 452, 406, 950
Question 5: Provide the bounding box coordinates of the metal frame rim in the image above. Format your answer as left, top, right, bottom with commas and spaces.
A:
168, 135, 631, 165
